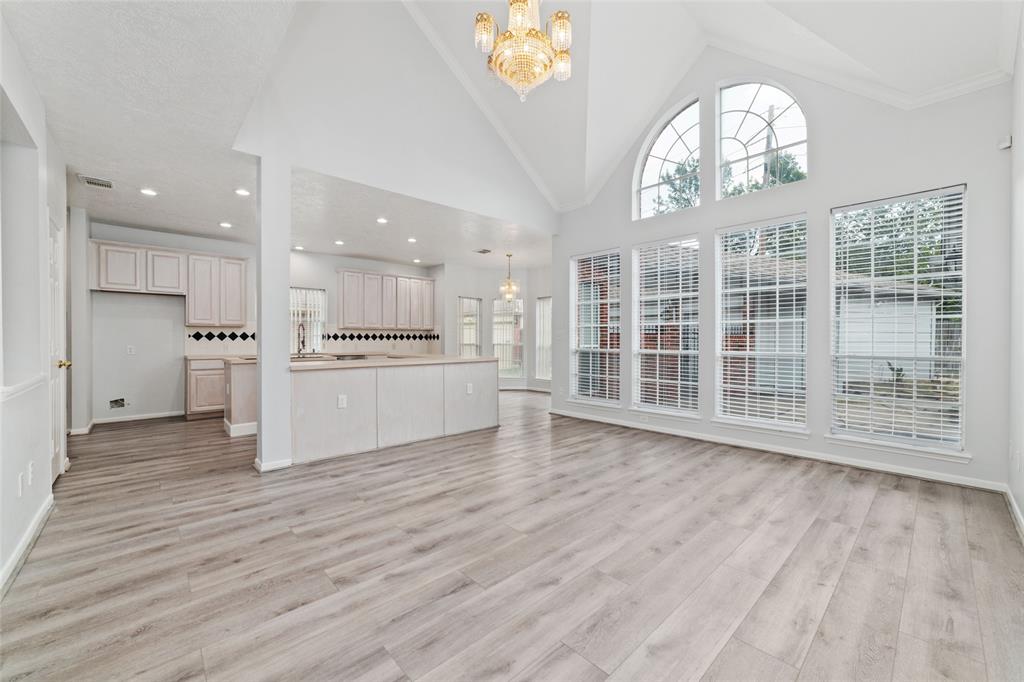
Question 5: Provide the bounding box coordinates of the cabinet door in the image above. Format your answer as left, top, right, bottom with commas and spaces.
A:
381, 275, 397, 328
422, 280, 434, 330
189, 369, 225, 412
187, 255, 219, 325
219, 258, 246, 326
341, 271, 364, 328
363, 273, 382, 327
409, 279, 423, 329
146, 250, 186, 294
98, 244, 144, 291
396, 277, 410, 329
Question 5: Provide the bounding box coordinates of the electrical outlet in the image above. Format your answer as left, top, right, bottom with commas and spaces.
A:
27, 461, 33, 485
126, 345, 136, 355
337, 394, 347, 409
17, 473, 23, 497
466, 382, 473, 395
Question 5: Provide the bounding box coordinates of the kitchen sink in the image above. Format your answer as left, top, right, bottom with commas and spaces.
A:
332, 354, 368, 361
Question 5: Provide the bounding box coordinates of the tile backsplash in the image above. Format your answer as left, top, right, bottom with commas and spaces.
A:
184, 327, 440, 356
185, 327, 257, 355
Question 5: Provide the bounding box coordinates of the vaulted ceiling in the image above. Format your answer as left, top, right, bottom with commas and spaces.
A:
1, 1, 1019, 249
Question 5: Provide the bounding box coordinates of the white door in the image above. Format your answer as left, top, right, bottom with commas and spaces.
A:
49, 216, 68, 481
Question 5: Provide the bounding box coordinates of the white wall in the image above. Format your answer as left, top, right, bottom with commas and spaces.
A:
1009, 21, 1024, 524
554, 47, 1012, 489
91, 292, 185, 421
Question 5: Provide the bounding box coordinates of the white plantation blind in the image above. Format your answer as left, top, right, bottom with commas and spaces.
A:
572, 251, 621, 402
289, 287, 326, 354
634, 238, 700, 412
832, 186, 964, 448
717, 219, 807, 426
458, 297, 481, 358
493, 298, 524, 378
536, 297, 552, 380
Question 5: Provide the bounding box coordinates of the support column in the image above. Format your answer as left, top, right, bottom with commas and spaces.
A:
67, 207, 92, 433
255, 154, 292, 472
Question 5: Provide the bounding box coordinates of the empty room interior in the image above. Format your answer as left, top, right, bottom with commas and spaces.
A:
2, 1, 1024, 680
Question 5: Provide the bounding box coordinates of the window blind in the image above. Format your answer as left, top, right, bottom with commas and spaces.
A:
493, 298, 524, 378
289, 287, 326, 354
634, 238, 699, 412
717, 219, 807, 426
458, 297, 481, 358
571, 251, 621, 402
536, 297, 552, 381
832, 186, 964, 448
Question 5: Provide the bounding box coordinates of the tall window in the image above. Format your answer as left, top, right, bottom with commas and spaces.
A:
832, 187, 964, 448
720, 83, 806, 198
717, 219, 807, 426
634, 238, 700, 413
536, 297, 552, 381
289, 287, 326, 354
493, 298, 524, 378
636, 100, 700, 219
458, 297, 481, 357
571, 251, 621, 402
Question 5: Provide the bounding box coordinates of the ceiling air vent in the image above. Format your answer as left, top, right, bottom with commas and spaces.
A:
76, 174, 113, 190
474, 248, 492, 255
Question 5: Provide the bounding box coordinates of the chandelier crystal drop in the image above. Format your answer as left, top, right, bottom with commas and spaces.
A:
499, 253, 520, 301
473, 0, 572, 102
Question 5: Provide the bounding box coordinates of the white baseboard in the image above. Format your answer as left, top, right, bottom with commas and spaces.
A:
549, 408, 1005, 493
1007, 488, 1024, 545
92, 410, 184, 425
253, 457, 291, 473
224, 419, 256, 437
68, 421, 94, 436
1, 494, 53, 597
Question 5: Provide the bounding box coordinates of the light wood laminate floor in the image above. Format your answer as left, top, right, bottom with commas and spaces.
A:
2, 392, 1022, 681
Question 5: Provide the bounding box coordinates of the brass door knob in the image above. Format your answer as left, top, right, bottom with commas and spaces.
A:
57, 360, 72, 369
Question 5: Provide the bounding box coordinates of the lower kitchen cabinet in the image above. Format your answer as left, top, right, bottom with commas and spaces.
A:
186, 359, 225, 418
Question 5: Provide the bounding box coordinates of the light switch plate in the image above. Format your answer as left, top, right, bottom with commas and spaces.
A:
337, 394, 347, 409
127, 345, 136, 355
466, 382, 473, 395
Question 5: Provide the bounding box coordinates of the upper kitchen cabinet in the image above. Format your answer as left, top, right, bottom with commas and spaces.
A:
146, 249, 187, 295
98, 243, 144, 291
396, 277, 410, 329
382, 275, 397, 328
363, 273, 382, 328
422, 280, 434, 330
187, 255, 246, 327
340, 271, 364, 328
339, 270, 434, 330
219, 258, 247, 326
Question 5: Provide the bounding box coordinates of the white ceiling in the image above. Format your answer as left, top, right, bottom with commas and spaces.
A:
1, 0, 1019, 260
292, 168, 551, 268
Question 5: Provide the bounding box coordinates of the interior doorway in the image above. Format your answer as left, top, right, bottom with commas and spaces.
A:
49, 213, 68, 481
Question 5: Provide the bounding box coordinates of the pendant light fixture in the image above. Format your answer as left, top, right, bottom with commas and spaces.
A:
499, 253, 520, 301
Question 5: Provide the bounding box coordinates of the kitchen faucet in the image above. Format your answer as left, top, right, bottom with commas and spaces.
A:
297, 322, 306, 356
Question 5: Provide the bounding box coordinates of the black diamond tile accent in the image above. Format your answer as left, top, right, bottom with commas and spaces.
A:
190, 332, 203, 340
216, 332, 227, 341
228, 332, 238, 340
204, 332, 215, 340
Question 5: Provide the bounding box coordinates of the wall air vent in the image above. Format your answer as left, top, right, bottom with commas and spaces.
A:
474, 249, 492, 255
77, 174, 113, 190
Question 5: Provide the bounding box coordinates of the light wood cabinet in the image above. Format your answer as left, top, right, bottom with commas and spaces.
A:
340, 271, 364, 328
382, 275, 397, 327
396, 277, 410, 329
409, 278, 423, 329
422, 279, 434, 330
219, 258, 246, 326
146, 250, 187, 294
363, 273, 382, 327
186, 359, 225, 418
187, 255, 219, 325
98, 244, 144, 291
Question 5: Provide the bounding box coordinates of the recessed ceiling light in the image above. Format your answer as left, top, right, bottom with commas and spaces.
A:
407, 237, 417, 243
219, 222, 232, 229
235, 188, 250, 197
334, 240, 344, 246
294, 245, 304, 251
140, 188, 158, 196
413, 259, 421, 264
376, 217, 388, 224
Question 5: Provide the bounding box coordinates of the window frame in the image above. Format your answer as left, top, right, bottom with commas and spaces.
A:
717, 80, 808, 201
535, 296, 552, 381
570, 249, 622, 405
493, 298, 525, 379
829, 185, 967, 452
289, 287, 327, 354
631, 235, 701, 416
632, 95, 701, 221
714, 215, 809, 431
457, 296, 482, 358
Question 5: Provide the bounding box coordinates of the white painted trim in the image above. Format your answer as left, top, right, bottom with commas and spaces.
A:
224, 419, 256, 437
92, 410, 184, 425
550, 408, 1005, 492
68, 422, 94, 436
824, 433, 971, 465
253, 457, 292, 473
1, 494, 53, 597
1006, 488, 1024, 546
0, 374, 47, 402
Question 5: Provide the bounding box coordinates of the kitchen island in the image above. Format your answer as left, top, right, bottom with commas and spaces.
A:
290, 354, 499, 464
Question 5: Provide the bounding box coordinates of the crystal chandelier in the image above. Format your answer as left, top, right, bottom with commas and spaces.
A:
499, 253, 520, 301
474, 0, 572, 101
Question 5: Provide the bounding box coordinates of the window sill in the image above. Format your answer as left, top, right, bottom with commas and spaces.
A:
710, 416, 811, 439
566, 397, 623, 410
824, 433, 971, 464
629, 406, 701, 421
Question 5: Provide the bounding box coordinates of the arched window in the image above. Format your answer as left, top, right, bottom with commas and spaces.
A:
719, 83, 806, 197
636, 100, 700, 219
